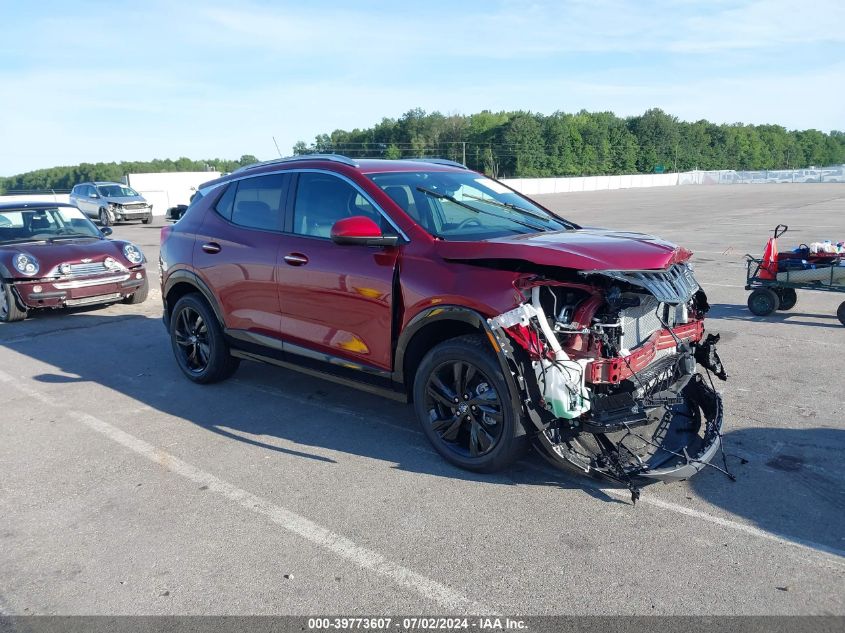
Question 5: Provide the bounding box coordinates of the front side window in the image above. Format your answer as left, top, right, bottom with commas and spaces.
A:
368, 171, 572, 241
292, 173, 383, 238
227, 174, 287, 231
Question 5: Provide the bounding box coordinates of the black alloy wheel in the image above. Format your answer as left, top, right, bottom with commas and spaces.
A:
424, 359, 505, 459
413, 334, 524, 472
169, 293, 239, 383
174, 305, 210, 374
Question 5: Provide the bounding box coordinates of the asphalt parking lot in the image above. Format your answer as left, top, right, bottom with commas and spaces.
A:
1, 184, 843, 616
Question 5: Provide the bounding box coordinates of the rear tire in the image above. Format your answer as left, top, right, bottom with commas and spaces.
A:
123, 278, 149, 304
747, 288, 778, 316
837, 301, 845, 327
0, 282, 27, 322
412, 334, 525, 472
99, 208, 111, 227
169, 293, 239, 383
776, 288, 797, 311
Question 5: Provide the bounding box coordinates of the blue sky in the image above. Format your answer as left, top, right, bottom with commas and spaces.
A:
1, 0, 843, 175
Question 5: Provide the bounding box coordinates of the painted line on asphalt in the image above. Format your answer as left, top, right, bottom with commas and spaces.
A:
4, 364, 844, 574
0, 370, 492, 614
235, 373, 845, 568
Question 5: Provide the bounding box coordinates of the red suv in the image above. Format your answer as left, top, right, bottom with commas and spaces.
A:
160, 155, 726, 491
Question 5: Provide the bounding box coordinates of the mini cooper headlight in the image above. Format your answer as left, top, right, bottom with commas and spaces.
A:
13, 253, 39, 276
123, 243, 144, 264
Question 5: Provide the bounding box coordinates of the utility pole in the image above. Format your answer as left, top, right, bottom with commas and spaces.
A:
462, 141, 466, 165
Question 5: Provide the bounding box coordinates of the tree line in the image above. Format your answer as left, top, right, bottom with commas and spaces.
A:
293, 108, 845, 178
0, 155, 259, 194
4, 108, 844, 191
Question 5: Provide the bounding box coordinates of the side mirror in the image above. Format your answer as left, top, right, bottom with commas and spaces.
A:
89, 193, 99, 199
101, 227, 113, 237
330, 216, 399, 247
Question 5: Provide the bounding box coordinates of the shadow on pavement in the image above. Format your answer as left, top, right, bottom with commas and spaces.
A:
6, 313, 844, 551
709, 302, 843, 328
690, 426, 845, 555
2, 313, 627, 504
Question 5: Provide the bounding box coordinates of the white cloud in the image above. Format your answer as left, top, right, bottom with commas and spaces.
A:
1, 0, 843, 174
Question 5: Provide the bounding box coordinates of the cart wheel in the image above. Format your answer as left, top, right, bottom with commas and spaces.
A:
776, 288, 798, 311
838, 301, 845, 327
748, 288, 779, 316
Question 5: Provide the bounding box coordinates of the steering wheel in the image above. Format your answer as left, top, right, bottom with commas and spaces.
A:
456, 218, 482, 230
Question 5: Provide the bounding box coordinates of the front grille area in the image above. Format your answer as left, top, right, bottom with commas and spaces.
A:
69, 262, 108, 276
122, 203, 148, 210
594, 263, 700, 305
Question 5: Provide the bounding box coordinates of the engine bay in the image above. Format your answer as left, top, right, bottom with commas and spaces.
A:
487, 263, 729, 500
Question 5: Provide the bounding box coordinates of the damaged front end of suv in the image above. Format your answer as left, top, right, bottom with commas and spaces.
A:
487, 259, 728, 497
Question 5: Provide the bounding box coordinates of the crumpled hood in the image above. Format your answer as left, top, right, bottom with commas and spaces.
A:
106, 195, 148, 204
437, 228, 692, 271
1, 239, 136, 277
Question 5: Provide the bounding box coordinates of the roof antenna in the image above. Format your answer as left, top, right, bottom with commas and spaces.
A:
272, 136, 282, 157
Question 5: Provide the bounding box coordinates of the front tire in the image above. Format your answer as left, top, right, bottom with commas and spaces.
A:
169, 293, 239, 383
123, 278, 149, 304
99, 208, 111, 227
838, 301, 845, 327
0, 282, 27, 322
413, 334, 524, 472
747, 288, 778, 316
141, 215, 152, 225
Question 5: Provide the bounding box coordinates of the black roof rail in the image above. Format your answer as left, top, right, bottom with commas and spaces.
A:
233, 154, 359, 174
401, 157, 468, 170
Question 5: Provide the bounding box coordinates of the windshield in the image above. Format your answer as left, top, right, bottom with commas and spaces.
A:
367, 171, 572, 240
0, 207, 103, 244
97, 184, 139, 197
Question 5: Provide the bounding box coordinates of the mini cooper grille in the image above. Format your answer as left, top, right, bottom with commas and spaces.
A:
598, 264, 700, 305
69, 262, 108, 276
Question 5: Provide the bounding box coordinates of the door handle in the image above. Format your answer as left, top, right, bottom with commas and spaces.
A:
283, 253, 308, 266
202, 242, 221, 254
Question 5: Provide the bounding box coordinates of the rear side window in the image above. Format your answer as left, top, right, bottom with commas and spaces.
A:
214, 174, 288, 231
214, 184, 236, 221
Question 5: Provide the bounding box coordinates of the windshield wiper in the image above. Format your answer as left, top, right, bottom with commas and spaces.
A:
416, 187, 549, 233
460, 192, 555, 223
49, 234, 98, 241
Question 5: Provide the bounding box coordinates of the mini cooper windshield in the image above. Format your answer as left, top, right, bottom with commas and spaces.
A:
368, 171, 573, 240
0, 207, 103, 243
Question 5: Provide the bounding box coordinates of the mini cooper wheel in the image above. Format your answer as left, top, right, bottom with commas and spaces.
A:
747, 288, 778, 316
776, 288, 797, 311
123, 278, 149, 304
413, 334, 524, 472
169, 294, 239, 383
0, 282, 27, 322
99, 208, 111, 227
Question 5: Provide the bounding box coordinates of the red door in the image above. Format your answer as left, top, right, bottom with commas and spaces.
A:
276, 172, 399, 370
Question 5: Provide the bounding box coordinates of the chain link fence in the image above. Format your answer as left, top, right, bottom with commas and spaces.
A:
679, 165, 845, 185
